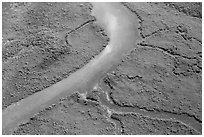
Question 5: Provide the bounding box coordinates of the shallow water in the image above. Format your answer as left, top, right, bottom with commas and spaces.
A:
2, 2, 140, 134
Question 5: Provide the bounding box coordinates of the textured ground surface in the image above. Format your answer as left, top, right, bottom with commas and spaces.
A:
2, 2, 202, 135
2, 2, 108, 109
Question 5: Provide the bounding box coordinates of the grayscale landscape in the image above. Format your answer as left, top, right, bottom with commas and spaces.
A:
2, 2, 202, 135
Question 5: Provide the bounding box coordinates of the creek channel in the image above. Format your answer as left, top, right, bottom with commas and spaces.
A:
2, 2, 141, 134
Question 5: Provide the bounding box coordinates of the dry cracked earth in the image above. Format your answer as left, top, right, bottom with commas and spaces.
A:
2, 2, 202, 135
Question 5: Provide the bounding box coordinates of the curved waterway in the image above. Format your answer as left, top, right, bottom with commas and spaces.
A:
2, 3, 141, 134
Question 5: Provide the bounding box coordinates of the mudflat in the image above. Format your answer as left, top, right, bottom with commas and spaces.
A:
2, 2, 202, 135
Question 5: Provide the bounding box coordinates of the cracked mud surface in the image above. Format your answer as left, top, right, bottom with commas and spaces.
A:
2, 2, 202, 135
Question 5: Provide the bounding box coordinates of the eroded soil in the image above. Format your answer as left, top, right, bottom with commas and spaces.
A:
2, 2, 202, 135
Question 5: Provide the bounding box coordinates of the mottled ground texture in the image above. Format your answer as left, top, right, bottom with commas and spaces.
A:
2, 2, 108, 109
2, 2, 202, 135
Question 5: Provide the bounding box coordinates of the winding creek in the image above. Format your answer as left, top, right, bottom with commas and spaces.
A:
2, 2, 141, 134
2, 2, 201, 134
96, 85, 202, 133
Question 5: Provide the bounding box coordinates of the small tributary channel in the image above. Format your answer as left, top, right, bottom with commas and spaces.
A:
2, 3, 141, 134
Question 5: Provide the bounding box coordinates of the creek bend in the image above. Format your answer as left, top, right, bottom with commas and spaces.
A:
2, 3, 140, 134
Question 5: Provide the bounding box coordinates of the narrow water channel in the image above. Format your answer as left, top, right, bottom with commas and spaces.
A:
2, 3, 141, 134
97, 88, 202, 133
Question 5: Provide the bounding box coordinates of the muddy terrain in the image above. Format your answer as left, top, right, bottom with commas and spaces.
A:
2, 2, 108, 109
2, 2, 202, 135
